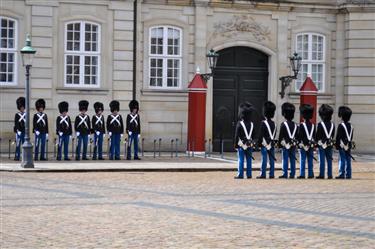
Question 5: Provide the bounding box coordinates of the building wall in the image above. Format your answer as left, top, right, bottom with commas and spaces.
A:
0, 0, 374, 153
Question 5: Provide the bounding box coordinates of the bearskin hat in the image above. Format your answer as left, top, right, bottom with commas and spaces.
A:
93, 102, 104, 114
338, 106, 352, 122
281, 102, 295, 121
79, 100, 89, 112
109, 100, 120, 113
300, 104, 314, 121
263, 101, 276, 119
129, 100, 139, 112
238, 102, 253, 122
319, 104, 333, 122
58, 101, 69, 114
35, 98, 46, 110
16, 97, 25, 110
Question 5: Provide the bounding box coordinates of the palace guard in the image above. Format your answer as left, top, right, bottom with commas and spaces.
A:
33, 98, 48, 161
257, 101, 277, 179
107, 100, 124, 160
56, 101, 72, 161
126, 100, 141, 160
316, 104, 335, 179
14, 97, 26, 161
335, 106, 354, 179
278, 102, 298, 179
75, 100, 91, 160
298, 104, 316, 179
234, 102, 255, 179
92, 102, 105, 160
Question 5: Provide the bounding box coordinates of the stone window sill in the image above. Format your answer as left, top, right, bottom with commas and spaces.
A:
55, 87, 110, 95
141, 88, 188, 96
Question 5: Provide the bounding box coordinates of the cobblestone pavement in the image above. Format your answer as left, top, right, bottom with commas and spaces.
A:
1, 162, 374, 248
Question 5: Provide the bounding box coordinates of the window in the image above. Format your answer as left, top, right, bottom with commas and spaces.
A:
149, 26, 182, 88
0, 17, 17, 85
64, 21, 100, 87
295, 33, 325, 91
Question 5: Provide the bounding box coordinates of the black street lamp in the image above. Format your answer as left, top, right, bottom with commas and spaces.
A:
279, 52, 302, 98
202, 49, 219, 82
20, 35, 36, 168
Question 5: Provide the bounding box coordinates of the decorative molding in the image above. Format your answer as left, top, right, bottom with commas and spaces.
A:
210, 15, 271, 43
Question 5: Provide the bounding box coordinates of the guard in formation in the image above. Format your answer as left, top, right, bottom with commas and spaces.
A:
232, 101, 355, 180
92, 102, 105, 160
126, 100, 141, 160
107, 100, 124, 160
13, 97, 26, 161
33, 98, 49, 161
56, 101, 72, 161
75, 100, 91, 160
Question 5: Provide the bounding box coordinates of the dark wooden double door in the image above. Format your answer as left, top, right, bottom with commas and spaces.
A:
213, 46, 269, 152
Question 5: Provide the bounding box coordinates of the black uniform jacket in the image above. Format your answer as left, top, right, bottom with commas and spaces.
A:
315, 121, 335, 144
33, 112, 49, 134
335, 122, 354, 149
257, 119, 276, 147
278, 120, 298, 145
74, 114, 91, 135
297, 121, 315, 146
56, 115, 72, 135
14, 112, 26, 133
126, 113, 141, 134
106, 114, 124, 134
92, 114, 105, 133
234, 120, 255, 148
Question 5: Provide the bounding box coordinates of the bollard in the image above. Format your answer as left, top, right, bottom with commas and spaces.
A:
46, 138, 49, 160
187, 140, 190, 158
53, 138, 57, 159
124, 138, 128, 159
192, 140, 195, 157
221, 139, 224, 159
158, 138, 162, 157
107, 138, 110, 158
71, 137, 75, 158
171, 139, 174, 158
8, 139, 11, 159
175, 138, 178, 157
142, 138, 145, 157
0, 138, 2, 156
208, 138, 211, 157
89, 138, 93, 158
153, 139, 157, 158
204, 140, 207, 158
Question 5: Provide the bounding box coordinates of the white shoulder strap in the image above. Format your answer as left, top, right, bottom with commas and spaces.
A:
264, 120, 276, 140
302, 122, 314, 141
321, 122, 334, 139
341, 122, 353, 141
240, 121, 253, 140
283, 121, 297, 139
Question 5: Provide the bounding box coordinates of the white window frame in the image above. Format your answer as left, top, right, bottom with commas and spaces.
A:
148, 26, 182, 89
64, 20, 101, 88
295, 32, 325, 92
0, 16, 17, 86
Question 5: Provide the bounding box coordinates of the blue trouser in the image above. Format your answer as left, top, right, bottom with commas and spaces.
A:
237, 148, 252, 178
34, 133, 47, 160
260, 147, 275, 177
282, 147, 296, 178
76, 134, 88, 159
318, 147, 333, 178
299, 148, 314, 177
15, 132, 25, 160
57, 134, 70, 160
93, 132, 104, 159
338, 149, 352, 178
127, 132, 139, 159
110, 133, 121, 159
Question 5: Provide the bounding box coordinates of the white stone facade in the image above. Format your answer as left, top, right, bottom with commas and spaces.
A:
0, 0, 374, 152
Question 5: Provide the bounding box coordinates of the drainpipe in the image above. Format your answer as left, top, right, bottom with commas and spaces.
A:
132, 0, 137, 100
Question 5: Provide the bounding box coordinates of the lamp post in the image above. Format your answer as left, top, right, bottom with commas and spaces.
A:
279, 52, 302, 98
20, 35, 36, 168
201, 49, 219, 82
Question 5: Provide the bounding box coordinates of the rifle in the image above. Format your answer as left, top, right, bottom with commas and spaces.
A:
238, 139, 255, 160
262, 138, 277, 162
